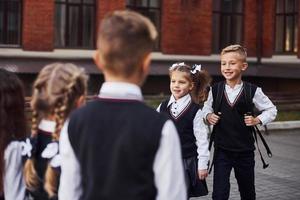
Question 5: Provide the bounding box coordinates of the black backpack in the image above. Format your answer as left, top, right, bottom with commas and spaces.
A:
208, 81, 272, 173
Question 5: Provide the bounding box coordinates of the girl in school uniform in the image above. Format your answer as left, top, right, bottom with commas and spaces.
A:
157, 62, 211, 198
22, 63, 88, 200
0, 68, 27, 200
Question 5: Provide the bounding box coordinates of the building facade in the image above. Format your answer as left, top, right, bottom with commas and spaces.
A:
0, 0, 300, 95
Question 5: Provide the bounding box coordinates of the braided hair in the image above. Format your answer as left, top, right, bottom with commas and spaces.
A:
24, 63, 88, 197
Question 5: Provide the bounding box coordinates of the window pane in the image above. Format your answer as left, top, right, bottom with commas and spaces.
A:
55, 4, 66, 47
232, 15, 243, 44
0, 2, 4, 44
135, 0, 147, 7
221, 15, 232, 49
275, 16, 284, 52
213, 0, 221, 11
83, 0, 95, 4
82, 6, 94, 47
212, 13, 220, 53
126, 0, 135, 5
222, 0, 232, 13
294, 18, 298, 52
68, 6, 80, 47
149, 0, 160, 8
276, 0, 284, 13
68, 0, 81, 3
285, 16, 294, 51
232, 0, 243, 12
285, 0, 295, 13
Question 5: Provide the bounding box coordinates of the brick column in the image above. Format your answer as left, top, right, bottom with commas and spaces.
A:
161, 0, 212, 55
244, 0, 257, 57
22, 0, 54, 51
262, 0, 275, 57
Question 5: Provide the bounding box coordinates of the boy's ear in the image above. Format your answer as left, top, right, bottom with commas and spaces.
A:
142, 53, 151, 75
93, 50, 104, 71
76, 95, 86, 108
241, 62, 248, 71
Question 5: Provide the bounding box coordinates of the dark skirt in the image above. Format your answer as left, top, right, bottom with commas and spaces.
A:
183, 156, 208, 198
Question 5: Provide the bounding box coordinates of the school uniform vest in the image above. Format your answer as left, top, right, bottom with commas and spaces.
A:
212, 84, 256, 152
68, 99, 167, 200
31, 129, 57, 200
159, 99, 199, 158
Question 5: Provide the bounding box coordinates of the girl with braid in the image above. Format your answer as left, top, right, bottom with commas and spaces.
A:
0, 69, 27, 200
23, 63, 88, 200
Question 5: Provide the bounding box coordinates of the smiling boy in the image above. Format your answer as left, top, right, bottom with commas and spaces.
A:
202, 44, 277, 200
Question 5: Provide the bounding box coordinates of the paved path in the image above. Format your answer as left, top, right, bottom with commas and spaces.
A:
194, 130, 300, 200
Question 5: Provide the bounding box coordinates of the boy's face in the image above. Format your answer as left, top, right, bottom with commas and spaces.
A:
220, 52, 247, 83
170, 71, 193, 100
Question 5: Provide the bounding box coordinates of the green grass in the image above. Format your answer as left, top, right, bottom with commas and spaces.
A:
275, 111, 300, 121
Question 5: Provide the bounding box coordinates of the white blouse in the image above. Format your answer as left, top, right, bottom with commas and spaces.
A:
4, 141, 26, 200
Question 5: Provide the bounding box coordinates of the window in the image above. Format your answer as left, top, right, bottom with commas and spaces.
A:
275, 0, 298, 53
126, 0, 161, 50
0, 0, 22, 46
212, 0, 244, 53
55, 0, 95, 48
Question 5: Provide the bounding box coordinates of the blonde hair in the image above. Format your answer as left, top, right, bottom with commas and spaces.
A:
221, 44, 247, 62
169, 63, 211, 104
98, 10, 157, 77
24, 63, 88, 198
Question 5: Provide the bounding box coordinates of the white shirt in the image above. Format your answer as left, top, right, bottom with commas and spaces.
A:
4, 141, 26, 200
157, 94, 210, 170
202, 82, 277, 125
59, 81, 187, 200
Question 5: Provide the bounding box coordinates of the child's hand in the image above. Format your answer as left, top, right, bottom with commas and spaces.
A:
198, 169, 208, 180
244, 115, 261, 126
206, 113, 220, 125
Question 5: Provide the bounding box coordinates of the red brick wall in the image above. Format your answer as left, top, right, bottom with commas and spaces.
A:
22, 0, 54, 51
244, 0, 257, 56
262, 0, 275, 57
161, 0, 212, 55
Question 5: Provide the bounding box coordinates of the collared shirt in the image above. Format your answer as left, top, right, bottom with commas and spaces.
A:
59, 81, 187, 200
157, 94, 210, 170
202, 82, 277, 125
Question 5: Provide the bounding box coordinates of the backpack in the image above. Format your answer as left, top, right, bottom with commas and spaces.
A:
208, 81, 272, 173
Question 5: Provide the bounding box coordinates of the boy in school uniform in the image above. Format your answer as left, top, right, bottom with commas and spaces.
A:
58, 10, 187, 200
202, 44, 277, 200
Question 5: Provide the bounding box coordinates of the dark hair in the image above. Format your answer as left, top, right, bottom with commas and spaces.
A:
169, 63, 212, 104
0, 68, 26, 193
97, 10, 157, 77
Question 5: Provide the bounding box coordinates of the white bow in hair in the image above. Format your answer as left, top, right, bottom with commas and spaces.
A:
50, 154, 61, 168
41, 142, 59, 159
21, 138, 33, 157
191, 64, 202, 74
169, 62, 185, 70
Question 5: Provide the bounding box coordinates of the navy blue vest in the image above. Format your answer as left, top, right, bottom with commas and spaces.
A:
212, 82, 257, 151
68, 98, 167, 200
159, 98, 199, 158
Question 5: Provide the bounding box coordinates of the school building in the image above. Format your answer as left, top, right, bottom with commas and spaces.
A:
0, 0, 300, 96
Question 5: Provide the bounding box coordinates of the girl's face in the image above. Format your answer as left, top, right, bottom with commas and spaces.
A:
170, 71, 193, 100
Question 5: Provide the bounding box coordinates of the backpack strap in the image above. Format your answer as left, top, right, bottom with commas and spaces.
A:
244, 82, 272, 169
208, 82, 225, 174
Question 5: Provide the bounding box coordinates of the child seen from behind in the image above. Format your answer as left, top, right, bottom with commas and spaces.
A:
23, 63, 88, 200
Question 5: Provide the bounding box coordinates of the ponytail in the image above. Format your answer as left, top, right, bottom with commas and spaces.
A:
191, 70, 211, 104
